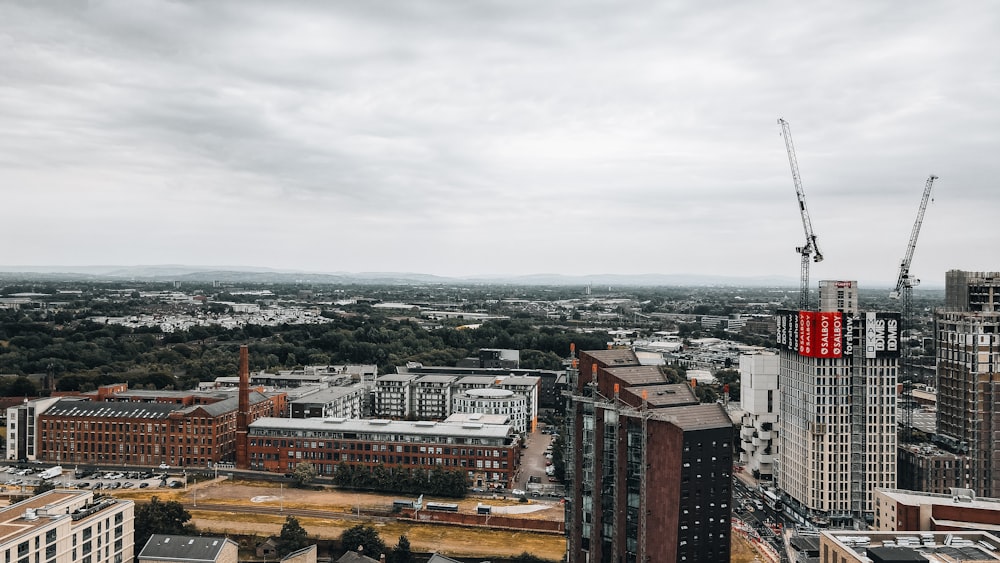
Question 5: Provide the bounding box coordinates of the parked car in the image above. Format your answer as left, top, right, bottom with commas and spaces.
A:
511, 489, 526, 496
138, 482, 149, 489
158, 463, 170, 470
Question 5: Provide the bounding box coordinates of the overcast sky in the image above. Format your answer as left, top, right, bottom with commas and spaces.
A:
2, 1, 998, 284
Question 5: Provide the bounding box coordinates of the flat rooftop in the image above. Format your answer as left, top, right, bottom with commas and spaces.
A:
42, 399, 181, 419
290, 385, 364, 404
603, 366, 668, 386
824, 530, 1000, 562
249, 416, 514, 439
581, 349, 640, 367
621, 383, 698, 408
655, 403, 732, 431
0, 490, 122, 545
880, 488, 1000, 512
414, 375, 459, 384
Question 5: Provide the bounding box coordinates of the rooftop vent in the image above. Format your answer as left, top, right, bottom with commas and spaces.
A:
951, 487, 976, 503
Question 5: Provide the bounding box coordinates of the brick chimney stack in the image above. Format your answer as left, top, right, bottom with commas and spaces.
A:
235, 345, 250, 469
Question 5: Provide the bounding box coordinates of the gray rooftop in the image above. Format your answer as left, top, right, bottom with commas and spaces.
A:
188, 391, 270, 417
291, 385, 365, 404
99, 389, 230, 401
582, 349, 640, 366
253, 372, 331, 381
43, 399, 181, 419
444, 413, 511, 425
455, 375, 505, 385
497, 375, 541, 387
621, 383, 698, 408
139, 534, 236, 562
414, 374, 459, 384
376, 373, 418, 383
249, 417, 514, 439
603, 366, 668, 386
655, 403, 733, 431
336, 552, 379, 563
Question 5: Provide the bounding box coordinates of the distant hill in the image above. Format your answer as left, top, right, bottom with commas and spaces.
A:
0, 264, 857, 288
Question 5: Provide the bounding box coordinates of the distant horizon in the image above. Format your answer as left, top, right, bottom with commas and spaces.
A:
0, 263, 951, 289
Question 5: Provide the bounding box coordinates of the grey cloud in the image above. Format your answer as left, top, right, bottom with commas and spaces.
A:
1, 1, 998, 277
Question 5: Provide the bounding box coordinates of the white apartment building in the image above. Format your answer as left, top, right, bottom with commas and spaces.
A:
372, 374, 416, 418
410, 375, 458, 420
373, 373, 540, 433
452, 388, 529, 434
776, 307, 898, 526
738, 352, 779, 482
0, 489, 134, 563
6, 397, 60, 461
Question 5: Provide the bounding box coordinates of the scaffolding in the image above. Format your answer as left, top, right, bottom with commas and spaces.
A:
568, 364, 654, 563
849, 321, 867, 524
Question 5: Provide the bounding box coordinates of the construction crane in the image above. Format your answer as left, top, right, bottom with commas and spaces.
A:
891, 174, 938, 441
891, 175, 938, 302
778, 118, 824, 310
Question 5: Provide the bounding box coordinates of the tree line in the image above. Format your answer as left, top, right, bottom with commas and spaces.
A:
332, 462, 469, 498
0, 307, 609, 393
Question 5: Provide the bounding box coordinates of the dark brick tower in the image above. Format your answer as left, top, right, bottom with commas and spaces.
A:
235, 345, 250, 469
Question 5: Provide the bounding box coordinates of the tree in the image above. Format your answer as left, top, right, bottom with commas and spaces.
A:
694, 384, 719, 404
275, 515, 309, 556
511, 553, 551, 563
388, 534, 413, 563
134, 497, 195, 554
33, 481, 55, 496
292, 462, 318, 487
340, 524, 386, 560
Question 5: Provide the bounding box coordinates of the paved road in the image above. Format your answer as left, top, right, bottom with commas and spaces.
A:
515, 424, 561, 495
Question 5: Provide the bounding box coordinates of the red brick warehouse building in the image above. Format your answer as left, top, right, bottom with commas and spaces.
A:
36, 345, 286, 468
247, 417, 522, 489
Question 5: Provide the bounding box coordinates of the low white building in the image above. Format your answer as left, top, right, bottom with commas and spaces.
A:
452, 388, 529, 434
0, 489, 134, 563
739, 352, 779, 482
6, 397, 60, 461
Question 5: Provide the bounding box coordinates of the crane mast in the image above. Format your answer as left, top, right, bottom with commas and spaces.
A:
778, 118, 824, 310
891, 175, 937, 441
891, 175, 938, 300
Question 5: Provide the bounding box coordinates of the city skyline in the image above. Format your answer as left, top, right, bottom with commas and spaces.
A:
3, 2, 999, 283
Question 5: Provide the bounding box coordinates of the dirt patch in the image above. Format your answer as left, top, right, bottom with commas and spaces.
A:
114, 479, 566, 560
731, 532, 766, 563
190, 510, 565, 560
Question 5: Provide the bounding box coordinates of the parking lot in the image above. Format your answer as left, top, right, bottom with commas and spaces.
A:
513, 422, 564, 499
0, 464, 187, 494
